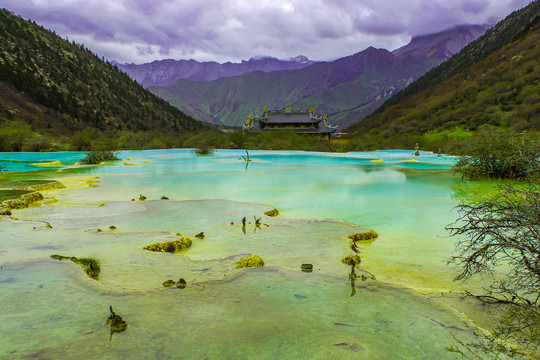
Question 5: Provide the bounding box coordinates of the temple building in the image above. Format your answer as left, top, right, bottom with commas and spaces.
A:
242, 107, 337, 139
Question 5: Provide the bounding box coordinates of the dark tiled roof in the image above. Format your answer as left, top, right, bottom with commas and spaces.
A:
265, 112, 319, 124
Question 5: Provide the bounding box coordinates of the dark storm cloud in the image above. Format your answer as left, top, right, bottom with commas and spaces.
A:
1, 0, 531, 63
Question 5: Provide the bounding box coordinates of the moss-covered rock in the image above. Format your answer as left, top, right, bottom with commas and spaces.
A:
176, 278, 187, 289
341, 255, 361, 267
348, 230, 378, 242
144, 237, 193, 253
50, 254, 101, 280
107, 306, 128, 333
301, 264, 313, 272
236, 254, 265, 269
264, 208, 279, 217
162, 279, 176, 287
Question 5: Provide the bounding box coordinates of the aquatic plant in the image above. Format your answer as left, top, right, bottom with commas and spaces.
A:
194, 146, 214, 155
341, 255, 361, 267
79, 150, 120, 165
107, 306, 128, 334
235, 254, 265, 268
144, 238, 193, 253
348, 230, 378, 242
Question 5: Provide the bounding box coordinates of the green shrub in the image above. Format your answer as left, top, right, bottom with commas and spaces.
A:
450, 127, 540, 180
79, 150, 120, 165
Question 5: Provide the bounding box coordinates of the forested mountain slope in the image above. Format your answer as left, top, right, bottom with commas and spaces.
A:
346, 17, 539, 137
365, 1, 540, 119
0, 8, 205, 140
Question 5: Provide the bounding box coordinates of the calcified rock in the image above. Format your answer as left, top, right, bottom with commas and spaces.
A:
264, 208, 279, 217
144, 238, 193, 253
348, 230, 378, 242
235, 254, 265, 269
2, 191, 44, 210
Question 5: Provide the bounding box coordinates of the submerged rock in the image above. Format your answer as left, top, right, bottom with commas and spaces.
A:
195, 232, 205, 239
50, 254, 101, 280
161, 196, 169, 200
341, 255, 361, 267
348, 230, 378, 242
301, 264, 313, 273
235, 254, 265, 269
144, 237, 193, 253
264, 208, 279, 217
162, 279, 176, 287
107, 306, 128, 333
109, 226, 117, 230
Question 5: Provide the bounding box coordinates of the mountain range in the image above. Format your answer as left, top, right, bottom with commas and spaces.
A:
113, 55, 316, 87
136, 24, 490, 128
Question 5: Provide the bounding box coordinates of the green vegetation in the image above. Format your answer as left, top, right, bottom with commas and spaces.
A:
450, 127, 540, 180
0, 9, 205, 139
372, 1, 540, 116
143, 238, 193, 253
79, 150, 120, 165
347, 17, 539, 138
50, 254, 101, 280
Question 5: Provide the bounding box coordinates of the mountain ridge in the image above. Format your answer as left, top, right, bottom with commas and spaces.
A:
150, 24, 488, 128
0, 8, 206, 147
114, 55, 317, 86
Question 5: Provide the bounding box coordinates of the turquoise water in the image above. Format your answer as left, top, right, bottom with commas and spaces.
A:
0, 150, 504, 359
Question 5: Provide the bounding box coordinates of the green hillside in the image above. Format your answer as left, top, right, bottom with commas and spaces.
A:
346, 18, 539, 140
0, 8, 205, 150
367, 1, 540, 118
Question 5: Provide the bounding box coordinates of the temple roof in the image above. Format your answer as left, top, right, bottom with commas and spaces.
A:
263, 112, 319, 124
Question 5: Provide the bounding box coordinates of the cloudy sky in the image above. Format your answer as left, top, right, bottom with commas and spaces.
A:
2, 0, 531, 64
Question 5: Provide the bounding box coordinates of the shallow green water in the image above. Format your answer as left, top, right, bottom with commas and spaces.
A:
0, 150, 504, 359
